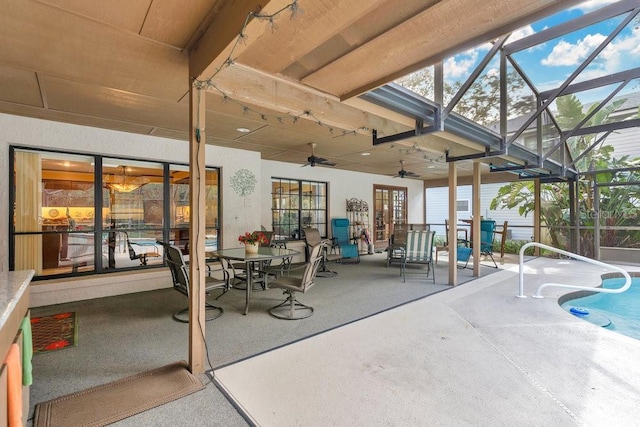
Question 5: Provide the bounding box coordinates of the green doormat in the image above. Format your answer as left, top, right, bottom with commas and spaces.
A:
30, 312, 78, 354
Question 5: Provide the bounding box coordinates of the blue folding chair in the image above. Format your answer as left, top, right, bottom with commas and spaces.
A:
479, 220, 498, 268
330, 218, 360, 263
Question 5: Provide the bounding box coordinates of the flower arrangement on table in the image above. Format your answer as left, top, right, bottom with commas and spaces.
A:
238, 231, 268, 254
238, 231, 268, 246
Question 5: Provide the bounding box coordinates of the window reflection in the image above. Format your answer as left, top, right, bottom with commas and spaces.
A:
11, 148, 221, 279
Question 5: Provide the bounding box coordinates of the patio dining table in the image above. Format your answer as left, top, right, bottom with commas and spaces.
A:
207, 246, 299, 315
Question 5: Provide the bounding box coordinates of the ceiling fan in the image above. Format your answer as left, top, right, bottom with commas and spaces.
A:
394, 160, 420, 178
303, 142, 336, 167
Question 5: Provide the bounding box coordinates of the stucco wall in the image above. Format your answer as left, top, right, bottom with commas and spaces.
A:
261, 159, 425, 235
1, 113, 425, 306
0, 113, 262, 305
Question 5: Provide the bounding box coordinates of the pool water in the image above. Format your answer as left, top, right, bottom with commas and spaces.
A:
561, 276, 640, 341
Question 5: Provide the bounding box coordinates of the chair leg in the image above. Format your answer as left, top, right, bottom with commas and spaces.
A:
430, 260, 436, 283
484, 252, 498, 268
316, 257, 337, 278
268, 290, 314, 320
173, 302, 223, 323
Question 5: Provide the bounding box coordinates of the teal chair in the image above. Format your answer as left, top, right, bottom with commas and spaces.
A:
330, 218, 359, 263
479, 220, 498, 268
401, 230, 435, 283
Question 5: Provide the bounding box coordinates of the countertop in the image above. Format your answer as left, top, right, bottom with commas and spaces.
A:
0, 270, 35, 330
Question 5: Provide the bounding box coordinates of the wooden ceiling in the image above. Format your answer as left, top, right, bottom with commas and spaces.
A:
0, 0, 581, 180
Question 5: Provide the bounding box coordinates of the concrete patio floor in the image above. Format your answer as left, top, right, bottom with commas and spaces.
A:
214, 257, 640, 426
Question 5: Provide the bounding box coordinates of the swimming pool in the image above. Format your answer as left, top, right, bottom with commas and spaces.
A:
561, 276, 640, 341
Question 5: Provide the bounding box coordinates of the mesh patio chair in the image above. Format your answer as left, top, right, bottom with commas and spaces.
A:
400, 230, 436, 283
163, 243, 230, 322
268, 242, 324, 320
387, 223, 407, 267
303, 228, 340, 277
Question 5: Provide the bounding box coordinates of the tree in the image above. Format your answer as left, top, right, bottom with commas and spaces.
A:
396, 66, 534, 126
490, 94, 640, 256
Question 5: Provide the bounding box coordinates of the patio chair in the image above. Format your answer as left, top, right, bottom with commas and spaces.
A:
330, 218, 360, 263
124, 231, 160, 265
401, 230, 436, 283
164, 243, 230, 322
302, 228, 340, 277
435, 219, 468, 264
479, 219, 498, 268
387, 223, 407, 267
495, 220, 509, 259
268, 242, 324, 320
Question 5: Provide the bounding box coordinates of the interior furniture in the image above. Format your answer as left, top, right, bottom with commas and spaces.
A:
42, 232, 62, 269
208, 246, 299, 315
164, 244, 229, 322
1, 270, 35, 426
124, 231, 160, 266
267, 242, 324, 320
401, 230, 436, 283
330, 218, 360, 263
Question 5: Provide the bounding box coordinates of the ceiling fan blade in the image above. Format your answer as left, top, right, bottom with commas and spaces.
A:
318, 159, 336, 166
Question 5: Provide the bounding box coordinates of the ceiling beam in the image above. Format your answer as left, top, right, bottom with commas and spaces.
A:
306, 0, 584, 100
189, 0, 289, 80
205, 63, 410, 137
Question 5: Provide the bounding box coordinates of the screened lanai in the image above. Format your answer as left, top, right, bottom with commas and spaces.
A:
2, 0, 640, 381
362, 0, 640, 268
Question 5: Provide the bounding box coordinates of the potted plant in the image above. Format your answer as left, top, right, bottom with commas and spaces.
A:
238, 231, 268, 254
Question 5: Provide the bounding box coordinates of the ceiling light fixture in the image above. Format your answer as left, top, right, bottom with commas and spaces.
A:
105, 166, 148, 193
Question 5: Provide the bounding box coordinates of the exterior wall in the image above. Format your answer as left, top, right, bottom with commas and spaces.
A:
1, 113, 425, 306
0, 113, 261, 305
426, 183, 533, 241
261, 159, 425, 239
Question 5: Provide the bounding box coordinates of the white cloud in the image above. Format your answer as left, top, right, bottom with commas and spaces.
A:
541, 33, 607, 66
444, 50, 479, 78
570, 0, 619, 13
509, 25, 535, 43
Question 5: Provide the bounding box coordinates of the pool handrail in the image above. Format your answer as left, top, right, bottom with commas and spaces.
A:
517, 242, 632, 298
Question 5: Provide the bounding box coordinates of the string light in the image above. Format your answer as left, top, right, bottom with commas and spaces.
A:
389, 142, 444, 163
192, 0, 371, 139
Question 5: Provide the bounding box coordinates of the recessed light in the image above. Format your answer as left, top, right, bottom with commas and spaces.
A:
361, 152, 371, 156
236, 127, 251, 133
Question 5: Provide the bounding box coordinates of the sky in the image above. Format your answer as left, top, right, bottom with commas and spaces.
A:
438, 0, 640, 106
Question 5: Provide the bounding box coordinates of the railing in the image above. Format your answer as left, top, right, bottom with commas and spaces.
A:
517, 242, 632, 298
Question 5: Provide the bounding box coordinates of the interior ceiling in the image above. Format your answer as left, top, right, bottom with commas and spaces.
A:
0, 0, 580, 181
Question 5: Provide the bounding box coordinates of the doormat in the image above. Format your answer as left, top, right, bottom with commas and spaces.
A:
33, 360, 205, 427
31, 312, 78, 354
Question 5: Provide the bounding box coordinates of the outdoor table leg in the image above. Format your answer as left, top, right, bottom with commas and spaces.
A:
244, 260, 252, 315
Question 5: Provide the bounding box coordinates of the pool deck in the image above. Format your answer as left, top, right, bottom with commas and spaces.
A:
214, 257, 640, 426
